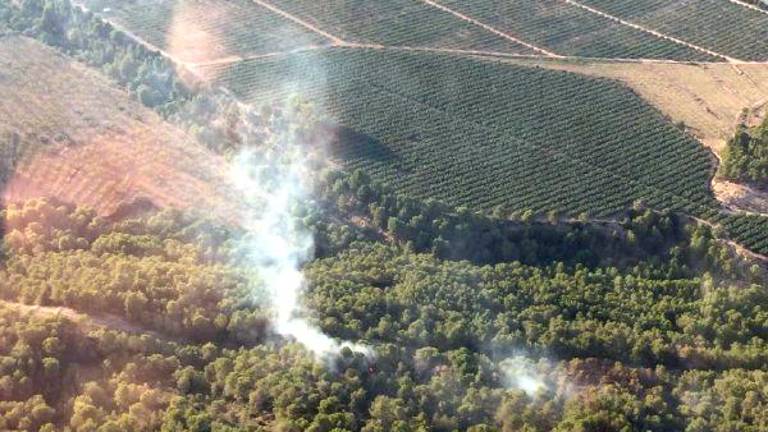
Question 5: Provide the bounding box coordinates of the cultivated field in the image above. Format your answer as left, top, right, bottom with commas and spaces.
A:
204, 48, 717, 219
75, 0, 329, 64
24, 0, 768, 255
0, 36, 240, 219
521, 61, 768, 214
578, 0, 768, 61
437, 0, 717, 61
264, 0, 536, 54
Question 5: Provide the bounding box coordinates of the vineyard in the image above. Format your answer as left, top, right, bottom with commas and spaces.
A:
17, 0, 768, 254
724, 214, 768, 255
265, 0, 534, 54
578, 0, 768, 61
204, 48, 718, 219
0, 36, 240, 219
72, 0, 768, 63
74, 0, 328, 63
437, 0, 717, 61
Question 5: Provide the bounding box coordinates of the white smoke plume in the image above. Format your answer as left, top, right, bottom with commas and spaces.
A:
498, 356, 547, 396
228, 107, 369, 361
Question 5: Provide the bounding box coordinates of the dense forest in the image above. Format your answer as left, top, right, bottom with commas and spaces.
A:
2, 180, 768, 430
4, 0, 768, 431
721, 115, 768, 187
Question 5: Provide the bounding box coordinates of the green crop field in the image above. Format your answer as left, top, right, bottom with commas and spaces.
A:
437, 0, 718, 61
723, 214, 768, 255
63, 0, 768, 255
578, 0, 768, 61
264, 0, 535, 54
204, 48, 718, 219
75, 0, 328, 63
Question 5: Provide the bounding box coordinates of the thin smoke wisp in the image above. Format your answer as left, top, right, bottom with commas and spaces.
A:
499, 356, 547, 395
228, 108, 368, 360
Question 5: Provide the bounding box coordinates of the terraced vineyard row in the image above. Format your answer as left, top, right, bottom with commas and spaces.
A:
578, 0, 768, 61
437, 0, 717, 61
204, 48, 718, 218
266, 0, 535, 54
75, 0, 328, 63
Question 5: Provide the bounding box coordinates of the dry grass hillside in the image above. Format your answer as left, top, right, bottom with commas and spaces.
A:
0, 36, 240, 221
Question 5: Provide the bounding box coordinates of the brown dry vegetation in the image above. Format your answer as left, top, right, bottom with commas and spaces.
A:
0, 36, 240, 221
507, 58, 768, 215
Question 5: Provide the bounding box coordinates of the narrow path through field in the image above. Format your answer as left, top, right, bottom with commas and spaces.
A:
561, 0, 742, 63
416, 0, 563, 58
344, 43, 559, 60
191, 43, 749, 70
725, 0, 768, 15
249, 0, 346, 45
345, 44, 743, 66
188, 45, 331, 67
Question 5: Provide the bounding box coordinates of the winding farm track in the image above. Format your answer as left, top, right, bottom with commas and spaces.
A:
190, 44, 762, 73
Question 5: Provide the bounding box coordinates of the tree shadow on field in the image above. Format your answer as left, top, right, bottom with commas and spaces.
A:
326, 123, 401, 167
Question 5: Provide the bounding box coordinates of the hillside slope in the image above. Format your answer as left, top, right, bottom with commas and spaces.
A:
0, 36, 240, 220
205, 48, 717, 219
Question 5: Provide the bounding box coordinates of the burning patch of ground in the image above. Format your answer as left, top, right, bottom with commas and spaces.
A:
0, 35, 241, 222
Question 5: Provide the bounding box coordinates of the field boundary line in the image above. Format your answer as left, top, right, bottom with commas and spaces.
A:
191, 42, 768, 69
416, 0, 563, 58
249, 0, 346, 45
561, 0, 743, 63
191, 42, 757, 71
188, 45, 331, 67
341, 43, 759, 65
343, 42, 555, 59
724, 0, 768, 15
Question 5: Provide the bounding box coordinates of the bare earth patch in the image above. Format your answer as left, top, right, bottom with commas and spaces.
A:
712, 180, 768, 215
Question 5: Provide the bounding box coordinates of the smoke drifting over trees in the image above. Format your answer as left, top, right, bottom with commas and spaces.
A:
227, 114, 369, 359
3, 0, 768, 430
